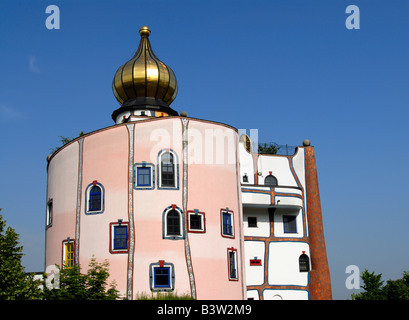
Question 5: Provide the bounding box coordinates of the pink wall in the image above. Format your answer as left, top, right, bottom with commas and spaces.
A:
45, 117, 244, 299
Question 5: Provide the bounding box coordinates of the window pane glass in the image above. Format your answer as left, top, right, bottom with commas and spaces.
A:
190, 215, 202, 230
154, 267, 170, 287
167, 210, 180, 235
114, 226, 128, 249
223, 212, 232, 235
89, 186, 102, 211
283, 215, 297, 233
137, 167, 151, 186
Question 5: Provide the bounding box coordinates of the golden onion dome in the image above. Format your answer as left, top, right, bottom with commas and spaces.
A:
112, 26, 178, 122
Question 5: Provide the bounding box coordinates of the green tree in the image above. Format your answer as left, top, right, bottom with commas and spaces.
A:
42, 257, 120, 300
50, 131, 85, 153
0, 209, 42, 300
351, 269, 409, 300
258, 142, 280, 155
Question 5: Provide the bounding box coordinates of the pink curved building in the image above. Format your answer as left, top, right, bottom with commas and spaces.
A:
44, 26, 331, 300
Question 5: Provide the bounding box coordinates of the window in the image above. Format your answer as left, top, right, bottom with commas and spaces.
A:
187, 210, 206, 233
85, 181, 104, 214
283, 215, 297, 233
264, 175, 278, 186
46, 199, 53, 227
163, 206, 184, 240
158, 150, 178, 189
221, 209, 234, 238
227, 248, 238, 281
299, 253, 310, 272
109, 222, 129, 253
134, 163, 155, 189
154, 267, 170, 287
114, 226, 128, 250
62, 239, 75, 269
167, 210, 180, 236
149, 261, 175, 291
247, 217, 257, 228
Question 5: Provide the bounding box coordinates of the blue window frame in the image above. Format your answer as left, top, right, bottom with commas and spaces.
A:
154, 267, 170, 288
149, 261, 175, 291
114, 226, 128, 250
137, 167, 151, 186
89, 186, 102, 211
222, 211, 233, 236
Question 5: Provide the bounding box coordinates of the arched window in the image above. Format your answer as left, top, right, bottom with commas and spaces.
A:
167, 210, 180, 236
158, 150, 178, 189
264, 175, 278, 186
299, 253, 310, 272
162, 205, 184, 240
85, 181, 104, 214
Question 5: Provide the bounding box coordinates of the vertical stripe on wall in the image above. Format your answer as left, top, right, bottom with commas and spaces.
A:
126, 123, 135, 299
75, 138, 84, 264
181, 118, 196, 299
235, 134, 246, 299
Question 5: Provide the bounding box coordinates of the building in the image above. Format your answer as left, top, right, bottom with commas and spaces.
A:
44, 26, 331, 300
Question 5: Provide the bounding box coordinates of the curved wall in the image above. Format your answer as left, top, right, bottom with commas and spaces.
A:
45, 116, 245, 299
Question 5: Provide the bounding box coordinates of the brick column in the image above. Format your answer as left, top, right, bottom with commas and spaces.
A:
304, 146, 332, 300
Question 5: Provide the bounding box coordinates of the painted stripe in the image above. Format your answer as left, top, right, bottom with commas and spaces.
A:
126, 123, 135, 299
74, 138, 84, 265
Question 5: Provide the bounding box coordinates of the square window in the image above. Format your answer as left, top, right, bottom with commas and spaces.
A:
283, 215, 297, 233
149, 262, 175, 291
190, 215, 202, 230
134, 163, 155, 189
137, 167, 151, 186
248, 217, 257, 228
187, 210, 206, 233
154, 267, 170, 287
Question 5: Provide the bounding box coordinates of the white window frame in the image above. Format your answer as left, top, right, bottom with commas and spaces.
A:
157, 149, 179, 190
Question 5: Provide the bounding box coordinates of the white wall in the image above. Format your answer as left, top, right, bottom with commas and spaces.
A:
268, 241, 310, 286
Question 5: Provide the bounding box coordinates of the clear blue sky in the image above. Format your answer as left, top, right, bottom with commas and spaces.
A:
1, 0, 409, 300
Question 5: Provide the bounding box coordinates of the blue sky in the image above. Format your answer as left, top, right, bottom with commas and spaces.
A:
1, 0, 409, 300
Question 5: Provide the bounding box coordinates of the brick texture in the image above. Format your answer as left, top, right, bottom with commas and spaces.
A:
304, 146, 332, 300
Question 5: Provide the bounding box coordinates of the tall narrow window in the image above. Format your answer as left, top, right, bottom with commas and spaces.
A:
264, 175, 278, 186
85, 181, 104, 214
221, 209, 234, 238
110, 222, 129, 254
161, 152, 174, 187
299, 253, 310, 272
62, 239, 75, 269
228, 248, 238, 281
46, 199, 53, 228
158, 150, 178, 189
